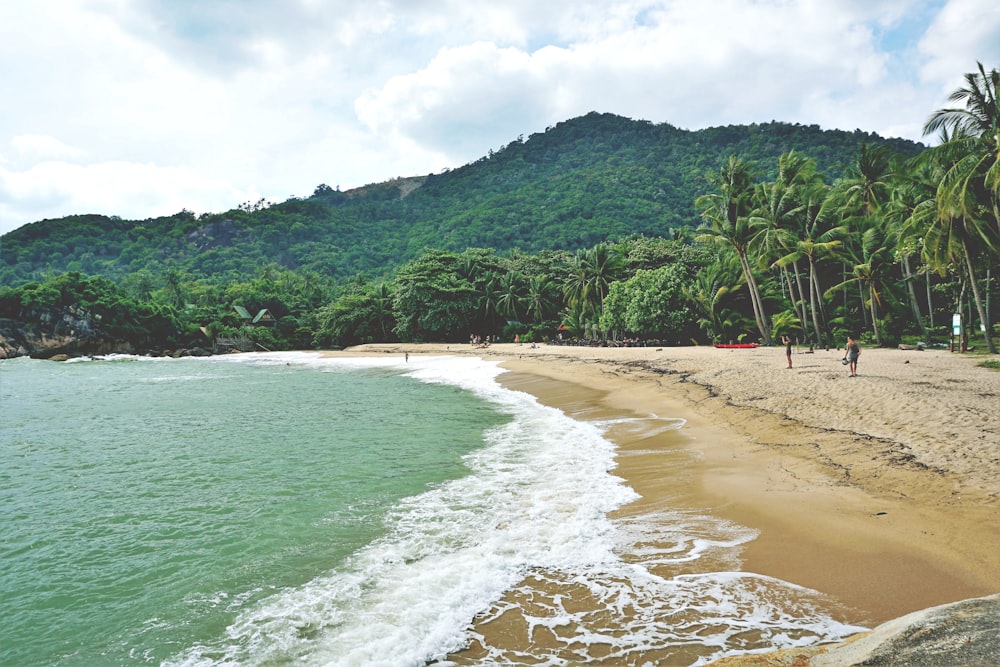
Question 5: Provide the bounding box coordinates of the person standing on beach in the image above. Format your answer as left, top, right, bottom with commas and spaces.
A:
782, 335, 792, 368
843, 336, 861, 376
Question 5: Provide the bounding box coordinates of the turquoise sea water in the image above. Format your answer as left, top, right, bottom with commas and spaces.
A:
1, 353, 864, 666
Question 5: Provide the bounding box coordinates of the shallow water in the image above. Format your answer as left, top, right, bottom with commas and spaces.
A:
1, 352, 863, 666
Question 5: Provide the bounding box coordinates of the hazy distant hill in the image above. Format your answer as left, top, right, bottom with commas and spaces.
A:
0, 112, 924, 286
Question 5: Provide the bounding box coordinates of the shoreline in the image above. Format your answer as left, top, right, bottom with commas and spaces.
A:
340, 342, 1000, 650
493, 347, 999, 622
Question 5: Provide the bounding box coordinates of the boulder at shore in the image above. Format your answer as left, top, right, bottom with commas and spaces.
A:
708, 593, 1000, 666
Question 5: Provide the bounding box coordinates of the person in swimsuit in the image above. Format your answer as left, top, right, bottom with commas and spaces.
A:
782, 335, 792, 368
843, 335, 861, 377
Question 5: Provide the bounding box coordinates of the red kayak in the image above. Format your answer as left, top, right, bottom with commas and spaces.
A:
713, 343, 759, 349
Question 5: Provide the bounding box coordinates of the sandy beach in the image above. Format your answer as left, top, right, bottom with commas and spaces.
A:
343, 341, 1000, 657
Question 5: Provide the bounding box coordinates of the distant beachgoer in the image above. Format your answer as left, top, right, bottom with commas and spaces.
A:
515, 334, 520, 346
782, 335, 792, 368
405, 352, 409, 362
843, 336, 861, 377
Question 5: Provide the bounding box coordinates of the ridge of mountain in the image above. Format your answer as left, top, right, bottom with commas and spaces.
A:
0, 112, 924, 286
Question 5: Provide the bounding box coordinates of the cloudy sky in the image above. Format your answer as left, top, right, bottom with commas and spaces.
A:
1, 0, 998, 236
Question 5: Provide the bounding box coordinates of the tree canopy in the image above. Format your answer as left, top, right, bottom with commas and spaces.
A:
1, 114, 923, 288
2, 74, 998, 357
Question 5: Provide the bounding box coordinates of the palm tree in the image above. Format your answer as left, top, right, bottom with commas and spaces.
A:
886, 159, 937, 343
477, 272, 503, 331
685, 250, 750, 342
370, 281, 395, 341
524, 275, 559, 324
773, 182, 843, 347
561, 243, 623, 324
905, 177, 996, 353
562, 250, 592, 316
126, 270, 155, 302
921, 62, 1000, 353
832, 144, 898, 333
497, 271, 526, 321
750, 151, 823, 343
586, 243, 624, 317
826, 214, 899, 347
841, 143, 895, 216
696, 156, 772, 344
558, 304, 589, 339
923, 62, 1000, 237
162, 268, 186, 311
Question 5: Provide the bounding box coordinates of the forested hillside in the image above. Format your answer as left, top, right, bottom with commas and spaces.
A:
8, 74, 999, 362
0, 112, 923, 286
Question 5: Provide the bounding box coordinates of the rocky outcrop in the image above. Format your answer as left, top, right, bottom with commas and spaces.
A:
0, 306, 143, 359
0, 306, 227, 360
708, 593, 1000, 666
0, 306, 133, 359
186, 218, 246, 251
0, 320, 31, 359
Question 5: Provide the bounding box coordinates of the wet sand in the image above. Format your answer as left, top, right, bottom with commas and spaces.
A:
342, 342, 1000, 652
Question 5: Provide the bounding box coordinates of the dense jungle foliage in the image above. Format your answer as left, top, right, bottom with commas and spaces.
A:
1, 64, 998, 355
1, 113, 922, 286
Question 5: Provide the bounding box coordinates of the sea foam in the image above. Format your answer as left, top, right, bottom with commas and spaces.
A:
164, 353, 864, 667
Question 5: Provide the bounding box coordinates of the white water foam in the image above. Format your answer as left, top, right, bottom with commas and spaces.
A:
159, 353, 865, 666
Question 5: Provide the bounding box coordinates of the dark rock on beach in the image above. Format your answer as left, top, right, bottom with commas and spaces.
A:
708, 593, 1000, 666
1, 307, 132, 359
0, 306, 211, 360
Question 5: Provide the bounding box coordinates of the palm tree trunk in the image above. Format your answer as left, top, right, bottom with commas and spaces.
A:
993, 197, 1000, 239
782, 264, 809, 342
792, 260, 811, 342
748, 260, 772, 344
811, 263, 832, 347
808, 258, 824, 347
961, 235, 997, 354
858, 281, 869, 328
955, 278, 968, 351
781, 266, 800, 333
842, 262, 868, 329
739, 251, 772, 345
869, 284, 882, 346
901, 255, 930, 341
925, 271, 934, 329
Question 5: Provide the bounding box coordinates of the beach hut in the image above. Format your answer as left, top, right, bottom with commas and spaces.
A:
233, 305, 253, 325
252, 309, 276, 327
233, 305, 276, 327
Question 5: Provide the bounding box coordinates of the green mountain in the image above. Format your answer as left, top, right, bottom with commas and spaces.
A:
0, 112, 924, 287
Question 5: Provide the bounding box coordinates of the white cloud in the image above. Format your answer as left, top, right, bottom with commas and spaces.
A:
0, 159, 257, 223
356, 42, 554, 159
919, 0, 1000, 92
353, 0, 918, 160
1, 0, 996, 236
9, 135, 86, 164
